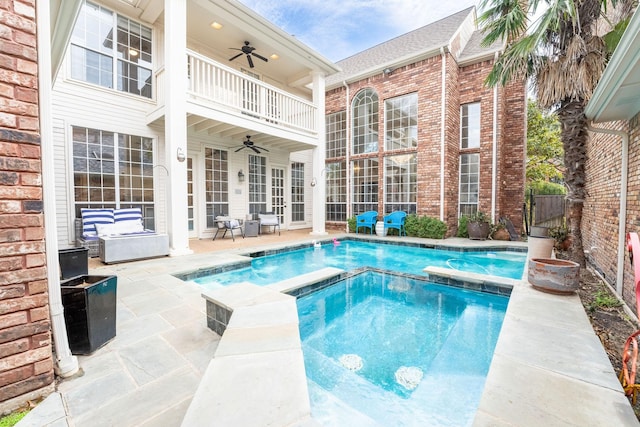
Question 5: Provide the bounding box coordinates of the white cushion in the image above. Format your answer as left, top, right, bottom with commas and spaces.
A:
95, 223, 119, 237
259, 214, 279, 226
114, 219, 144, 234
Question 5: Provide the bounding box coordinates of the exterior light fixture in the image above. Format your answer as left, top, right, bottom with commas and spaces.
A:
270, 53, 279, 60
210, 21, 223, 30
238, 170, 245, 182
383, 67, 393, 75
176, 147, 186, 162
129, 49, 138, 57
310, 177, 317, 187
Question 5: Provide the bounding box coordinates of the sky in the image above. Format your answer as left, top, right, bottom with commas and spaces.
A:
238, 0, 479, 62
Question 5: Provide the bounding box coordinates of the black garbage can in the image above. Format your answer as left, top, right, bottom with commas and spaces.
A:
58, 247, 89, 279
61, 275, 117, 354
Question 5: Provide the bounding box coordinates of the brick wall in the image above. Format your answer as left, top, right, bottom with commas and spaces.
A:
325, 53, 526, 236
584, 119, 638, 312
0, 0, 55, 411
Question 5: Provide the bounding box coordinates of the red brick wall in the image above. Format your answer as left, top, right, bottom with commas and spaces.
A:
584, 119, 638, 312
0, 0, 55, 409
325, 53, 526, 236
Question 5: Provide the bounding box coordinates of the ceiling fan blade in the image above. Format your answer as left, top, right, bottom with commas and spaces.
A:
256, 146, 269, 152
250, 146, 260, 153
229, 47, 243, 51
235, 146, 245, 152
252, 52, 268, 62
229, 52, 243, 61
247, 55, 254, 68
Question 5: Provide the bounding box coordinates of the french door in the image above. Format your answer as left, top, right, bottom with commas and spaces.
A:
271, 167, 286, 227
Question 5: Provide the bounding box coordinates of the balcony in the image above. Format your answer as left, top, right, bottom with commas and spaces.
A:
152, 50, 318, 141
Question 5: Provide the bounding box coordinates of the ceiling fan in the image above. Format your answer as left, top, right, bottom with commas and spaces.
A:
229, 41, 268, 68
235, 135, 269, 154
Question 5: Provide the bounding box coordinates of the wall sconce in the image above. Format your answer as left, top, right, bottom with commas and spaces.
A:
176, 147, 186, 162
238, 169, 245, 182
383, 67, 393, 76
310, 177, 317, 187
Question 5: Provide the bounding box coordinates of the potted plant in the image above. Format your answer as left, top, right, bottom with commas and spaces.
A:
466, 211, 491, 240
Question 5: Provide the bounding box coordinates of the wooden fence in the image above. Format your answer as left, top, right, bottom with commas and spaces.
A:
533, 195, 566, 228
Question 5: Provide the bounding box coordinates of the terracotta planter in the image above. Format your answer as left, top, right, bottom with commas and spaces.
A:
527, 237, 555, 259
528, 258, 580, 295
492, 228, 511, 241
468, 222, 490, 240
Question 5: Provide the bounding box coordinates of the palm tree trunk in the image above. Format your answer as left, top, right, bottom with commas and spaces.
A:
557, 99, 587, 267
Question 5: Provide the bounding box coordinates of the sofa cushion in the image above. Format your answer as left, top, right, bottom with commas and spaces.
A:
95, 223, 119, 237
114, 207, 143, 223
81, 208, 115, 238
114, 219, 145, 234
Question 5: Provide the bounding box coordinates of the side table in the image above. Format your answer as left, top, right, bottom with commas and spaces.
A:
244, 220, 260, 237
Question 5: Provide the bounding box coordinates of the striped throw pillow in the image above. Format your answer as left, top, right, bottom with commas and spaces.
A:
114, 208, 143, 223
81, 208, 114, 238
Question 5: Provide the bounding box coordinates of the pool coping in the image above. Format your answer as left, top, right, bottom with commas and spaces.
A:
184, 242, 638, 426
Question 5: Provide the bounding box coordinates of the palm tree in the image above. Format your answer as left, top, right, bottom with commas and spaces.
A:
479, 0, 635, 266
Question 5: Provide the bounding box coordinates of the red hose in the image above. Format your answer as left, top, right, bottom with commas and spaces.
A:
621, 233, 640, 401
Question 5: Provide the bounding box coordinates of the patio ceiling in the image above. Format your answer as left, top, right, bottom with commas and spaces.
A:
585, 9, 640, 123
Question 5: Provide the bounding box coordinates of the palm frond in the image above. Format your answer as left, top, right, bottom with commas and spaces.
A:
479, 0, 529, 46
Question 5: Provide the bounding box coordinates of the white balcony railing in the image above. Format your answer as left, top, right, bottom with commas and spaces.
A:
182, 50, 317, 134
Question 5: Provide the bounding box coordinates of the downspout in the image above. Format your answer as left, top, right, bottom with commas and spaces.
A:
491, 52, 499, 223
439, 47, 446, 221
36, 0, 79, 377
587, 122, 629, 295
343, 81, 351, 229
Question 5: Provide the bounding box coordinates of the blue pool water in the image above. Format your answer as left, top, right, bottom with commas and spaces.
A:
297, 270, 508, 426
193, 240, 525, 290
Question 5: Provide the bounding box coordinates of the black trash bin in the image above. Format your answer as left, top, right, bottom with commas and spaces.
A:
59, 247, 117, 354
61, 275, 117, 354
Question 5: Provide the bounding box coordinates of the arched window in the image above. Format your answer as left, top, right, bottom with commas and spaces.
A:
352, 89, 379, 154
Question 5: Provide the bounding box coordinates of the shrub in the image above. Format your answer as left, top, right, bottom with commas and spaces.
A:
405, 214, 447, 239
457, 215, 469, 238
347, 216, 356, 233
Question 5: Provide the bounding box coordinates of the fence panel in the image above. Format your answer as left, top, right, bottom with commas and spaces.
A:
534, 195, 565, 228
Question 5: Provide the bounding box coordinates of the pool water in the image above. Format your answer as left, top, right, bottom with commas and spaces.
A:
297, 270, 508, 426
193, 240, 525, 290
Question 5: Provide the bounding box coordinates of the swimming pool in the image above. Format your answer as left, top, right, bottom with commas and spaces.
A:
191, 240, 525, 290
297, 269, 508, 426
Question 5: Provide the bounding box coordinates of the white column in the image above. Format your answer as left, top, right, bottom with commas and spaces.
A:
310, 72, 327, 236
36, 0, 78, 377
164, 0, 192, 255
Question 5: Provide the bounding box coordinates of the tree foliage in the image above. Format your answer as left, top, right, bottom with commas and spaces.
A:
479, 0, 634, 267
526, 99, 563, 185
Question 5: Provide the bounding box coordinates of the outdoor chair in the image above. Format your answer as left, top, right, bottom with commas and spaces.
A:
258, 212, 280, 235
355, 211, 377, 234
213, 216, 244, 241
384, 211, 407, 236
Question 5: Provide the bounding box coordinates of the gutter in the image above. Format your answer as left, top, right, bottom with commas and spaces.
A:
587, 122, 629, 295
343, 81, 351, 228
36, 0, 79, 377
440, 47, 446, 221
491, 52, 499, 223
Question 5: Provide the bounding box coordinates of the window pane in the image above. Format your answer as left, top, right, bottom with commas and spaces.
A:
385, 93, 418, 150
461, 103, 480, 149
352, 89, 379, 155
326, 111, 346, 158
384, 153, 417, 214
351, 158, 378, 214
458, 153, 480, 215
326, 161, 347, 221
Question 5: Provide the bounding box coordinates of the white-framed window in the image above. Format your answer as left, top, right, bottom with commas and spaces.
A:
70, 0, 152, 98
461, 103, 480, 149
384, 154, 417, 214
326, 161, 347, 221
326, 111, 347, 158
351, 158, 378, 215
72, 126, 155, 227
352, 89, 379, 154
249, 155, 267, 214
291, 162, 305, 222
204, 148, 229, 227
459, 153, 480, 216
385, 93, 418, 150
